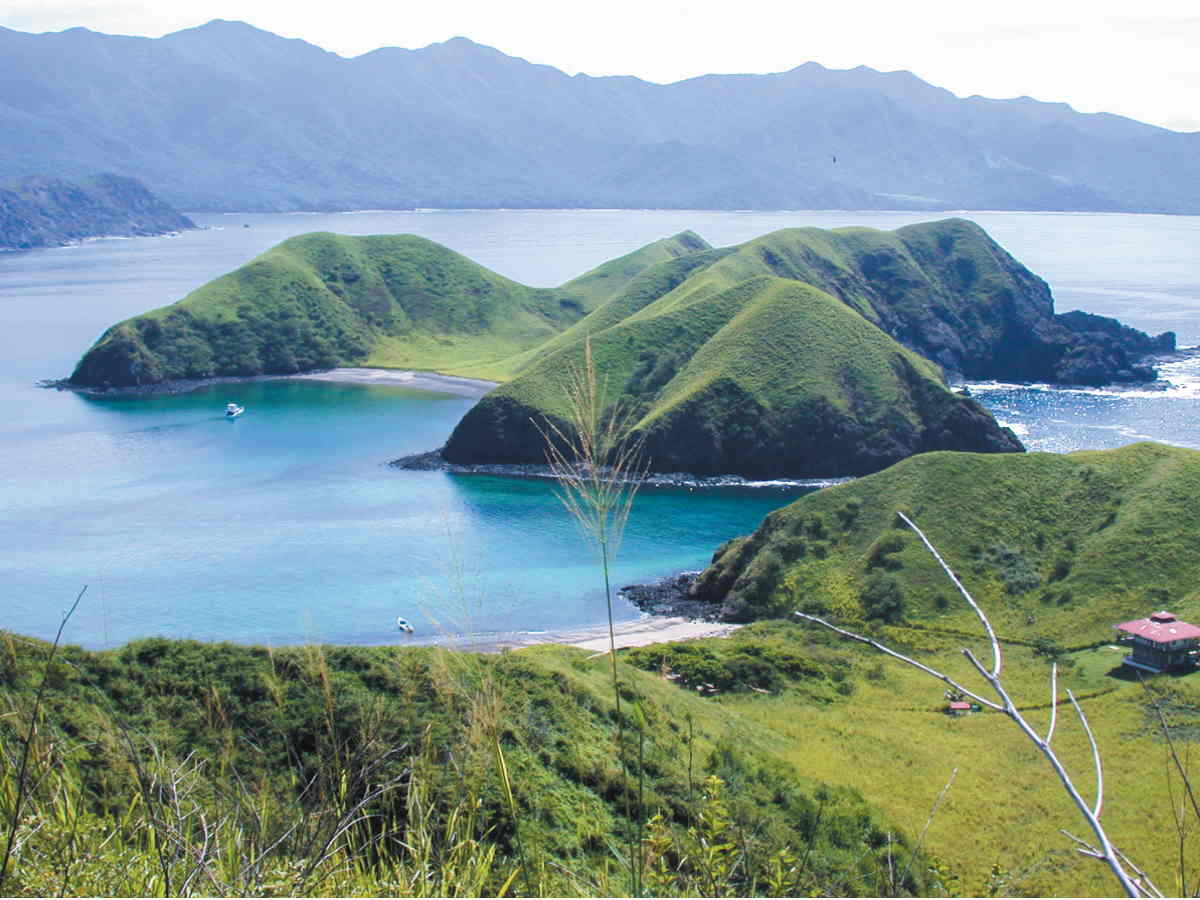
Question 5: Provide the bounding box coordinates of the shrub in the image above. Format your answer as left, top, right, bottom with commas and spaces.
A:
860, 574, 906, 623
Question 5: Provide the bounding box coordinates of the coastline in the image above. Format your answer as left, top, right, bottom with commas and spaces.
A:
393, 448, 848, 490
443, 613, 741, 654
400, 571, 729, 654
42, 366, 498, 399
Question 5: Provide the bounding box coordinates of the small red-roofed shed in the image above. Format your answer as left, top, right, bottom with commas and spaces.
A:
947, 701, 972, 716
1115, 611, 1200, 673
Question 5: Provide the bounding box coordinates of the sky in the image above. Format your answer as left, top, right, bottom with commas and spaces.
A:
3, 0, 1198, 132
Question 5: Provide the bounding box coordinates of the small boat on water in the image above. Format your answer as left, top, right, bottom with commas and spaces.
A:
396, 616, 414, 634
225, 403, 244, 418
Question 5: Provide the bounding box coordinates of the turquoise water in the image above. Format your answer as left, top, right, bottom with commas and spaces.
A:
1, 210, 1197, 647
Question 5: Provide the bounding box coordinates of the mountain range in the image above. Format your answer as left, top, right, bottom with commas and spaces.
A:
1, 20, 1197, 213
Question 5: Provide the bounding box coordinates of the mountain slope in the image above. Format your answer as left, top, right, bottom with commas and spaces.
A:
441, 265, 1023, 477
1, 21, 1197, 212
0, 173, 195, 249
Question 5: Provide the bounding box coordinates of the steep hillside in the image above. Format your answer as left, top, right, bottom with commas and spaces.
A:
442, 273, 1023, 476
1, 22, 1198, 212
0, 173, 195, 250
690, 442, 1200, 636
68, 230, 705, 387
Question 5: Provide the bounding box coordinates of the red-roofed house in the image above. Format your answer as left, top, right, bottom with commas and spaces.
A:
1115, 611, 1200, 673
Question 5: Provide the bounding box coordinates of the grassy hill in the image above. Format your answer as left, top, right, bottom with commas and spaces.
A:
443, 270, 1022, 476
72, 219, 1174, 477
68, 230, 708, 387
692, 441, 1200, 636
0, 631, 928, 897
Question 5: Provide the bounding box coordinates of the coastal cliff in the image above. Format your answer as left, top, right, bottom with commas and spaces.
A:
0, 173, 195, 250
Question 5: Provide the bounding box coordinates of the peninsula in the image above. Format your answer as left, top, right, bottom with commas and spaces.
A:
68, 219, 1177, 477
0, 173, 196, 250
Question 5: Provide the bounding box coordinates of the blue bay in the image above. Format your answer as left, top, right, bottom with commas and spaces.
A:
2, 210, 1197, 647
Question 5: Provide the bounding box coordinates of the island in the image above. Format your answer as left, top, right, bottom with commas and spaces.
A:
68, 219, 1174, 477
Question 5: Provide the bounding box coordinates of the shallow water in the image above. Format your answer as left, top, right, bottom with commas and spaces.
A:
1, 210, 1196, 647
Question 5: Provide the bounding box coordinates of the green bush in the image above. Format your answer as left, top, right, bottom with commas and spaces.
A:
860, 574, 907, 623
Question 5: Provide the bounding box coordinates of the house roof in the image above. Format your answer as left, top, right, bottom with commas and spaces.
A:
1116, 611, 1200, 644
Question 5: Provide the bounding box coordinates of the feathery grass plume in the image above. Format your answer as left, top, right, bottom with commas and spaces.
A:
537, 337, 648, 660
536, 336, 648, 894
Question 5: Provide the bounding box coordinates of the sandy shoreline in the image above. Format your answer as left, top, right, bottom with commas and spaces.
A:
442, 615, 741, 654
44, 367, 498, 399
291, 367, 497, 397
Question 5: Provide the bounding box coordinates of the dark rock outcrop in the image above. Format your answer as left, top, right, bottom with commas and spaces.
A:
0, 173, 196, 250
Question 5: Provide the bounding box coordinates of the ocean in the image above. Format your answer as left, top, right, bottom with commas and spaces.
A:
1, 209, 1196, 648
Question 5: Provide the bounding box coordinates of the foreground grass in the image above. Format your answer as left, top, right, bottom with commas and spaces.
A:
633, 623, 1199, 897
0, 632, 927, 897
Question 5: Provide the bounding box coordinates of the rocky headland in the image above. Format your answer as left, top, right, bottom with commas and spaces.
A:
0, 173, 196, 250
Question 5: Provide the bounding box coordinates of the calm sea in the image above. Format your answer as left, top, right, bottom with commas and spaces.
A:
1, 210, 1197, 648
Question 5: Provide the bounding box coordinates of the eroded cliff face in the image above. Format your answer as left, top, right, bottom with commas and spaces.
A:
746, 218, 1174, 386
0, 173, 196, 250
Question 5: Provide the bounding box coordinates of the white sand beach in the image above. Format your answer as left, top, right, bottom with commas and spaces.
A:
291, 367, 496, 398
451, 616, 741, 654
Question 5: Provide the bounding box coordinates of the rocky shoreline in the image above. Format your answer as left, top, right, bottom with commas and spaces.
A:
618, 572, 724, 621
391, 447, 846, 490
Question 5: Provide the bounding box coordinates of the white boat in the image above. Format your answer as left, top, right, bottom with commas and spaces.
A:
396, 616, 414, 634
225, 403, 244, 418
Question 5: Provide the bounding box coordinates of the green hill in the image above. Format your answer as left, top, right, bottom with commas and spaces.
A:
72, 219, 1175, 477
690, 442, 1200, 636
0, 633, 928, 897
442, 270, 1022, 477
68, 230, 709, 387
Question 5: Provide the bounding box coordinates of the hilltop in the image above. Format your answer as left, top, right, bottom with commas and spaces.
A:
70, 218, 1176, 477
0, 173, 195, 250
1, 21, 1198, 212
439, 219, 1169, 476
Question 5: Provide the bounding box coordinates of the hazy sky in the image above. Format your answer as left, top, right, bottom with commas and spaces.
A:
3, 0, 1198, 132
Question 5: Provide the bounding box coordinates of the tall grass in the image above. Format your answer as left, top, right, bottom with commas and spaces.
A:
537, 336, 648, 894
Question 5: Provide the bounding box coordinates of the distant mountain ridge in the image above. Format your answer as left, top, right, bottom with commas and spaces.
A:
1, 21, 1197, 213
0, 173, 196, 250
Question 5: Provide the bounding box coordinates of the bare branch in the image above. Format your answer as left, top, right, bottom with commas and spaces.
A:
1068, 689, 1104, 820
795, 513, 1148, 897
794, 612, 1002, 712
897, 511, 1002, 678
1045, 662, 1059, 745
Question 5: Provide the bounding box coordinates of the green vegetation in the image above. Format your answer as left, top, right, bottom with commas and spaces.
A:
76, 217, 1173, 477
692, 442, 1200, 642
0, 632, 929, 897
69, 231, 708, 386
444, 221, 1031, 476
